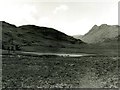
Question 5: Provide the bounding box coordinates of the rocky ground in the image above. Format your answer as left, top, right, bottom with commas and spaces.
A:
2, 54, 119, 89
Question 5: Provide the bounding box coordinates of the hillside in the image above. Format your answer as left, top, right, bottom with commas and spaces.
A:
2, 21, 84, 53
73, 24, 119, 55
80, 24, 119, 43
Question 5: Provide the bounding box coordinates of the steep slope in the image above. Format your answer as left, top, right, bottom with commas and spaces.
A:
2, 21, 84, 53
81, 24, 119, 43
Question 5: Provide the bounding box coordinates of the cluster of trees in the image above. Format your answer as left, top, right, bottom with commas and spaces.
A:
2, 38, 21, 54
2, 44, 21, 51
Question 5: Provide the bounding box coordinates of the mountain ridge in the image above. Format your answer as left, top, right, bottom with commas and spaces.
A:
74, 24, 119, 44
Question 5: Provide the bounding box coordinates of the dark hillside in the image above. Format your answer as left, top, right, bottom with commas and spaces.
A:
2, 21, 84, 53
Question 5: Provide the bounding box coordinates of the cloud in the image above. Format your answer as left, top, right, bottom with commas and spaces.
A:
53, 5, 69, 14
37, 17, 50, 25
0, 1, 37, 26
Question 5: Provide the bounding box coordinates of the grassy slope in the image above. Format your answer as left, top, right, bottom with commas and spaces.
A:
2, 21, 85, 53
80, 36, 119, 56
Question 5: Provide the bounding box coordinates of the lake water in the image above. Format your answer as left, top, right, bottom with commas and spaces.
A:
22, 52, 94, 57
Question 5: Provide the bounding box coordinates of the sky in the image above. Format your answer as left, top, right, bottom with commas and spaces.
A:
0, 0, 119, 35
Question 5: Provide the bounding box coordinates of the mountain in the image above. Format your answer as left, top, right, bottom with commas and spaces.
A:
73, 24, 119, 55
79, 24, 119, 43
2, 21, 84, 53
73, 35, 83, 40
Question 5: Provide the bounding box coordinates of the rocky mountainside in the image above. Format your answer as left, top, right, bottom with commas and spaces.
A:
1, 21, 84, 53
76, 24, 119, 43
73, 24, 119, 55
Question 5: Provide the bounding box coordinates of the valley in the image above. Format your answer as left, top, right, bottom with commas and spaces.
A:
1, 21, 119, 89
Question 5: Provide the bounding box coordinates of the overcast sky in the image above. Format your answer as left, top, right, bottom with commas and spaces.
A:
0, 0, 119, 35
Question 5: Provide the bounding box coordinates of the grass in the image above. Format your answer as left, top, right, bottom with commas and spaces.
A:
2, 54, 119, 89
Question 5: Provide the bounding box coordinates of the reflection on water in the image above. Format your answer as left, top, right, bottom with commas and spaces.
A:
22, 52, 94, 57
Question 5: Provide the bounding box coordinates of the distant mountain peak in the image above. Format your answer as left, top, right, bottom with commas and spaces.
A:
74, 24, 119, 43
91, 25, 98, 29
82, 24, 119, 43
